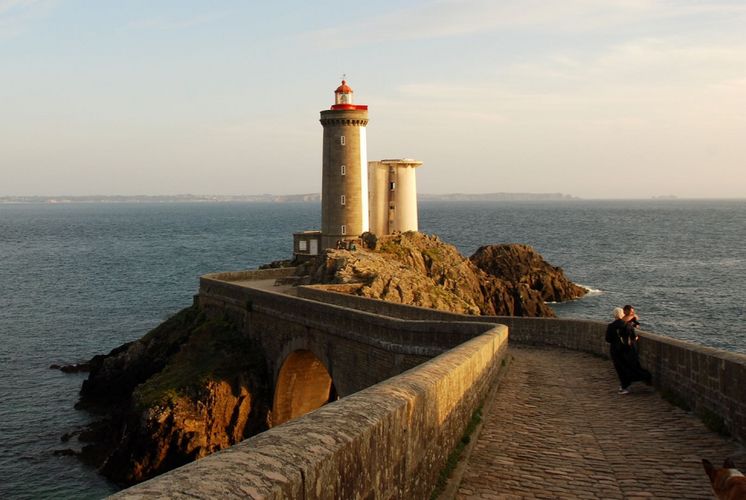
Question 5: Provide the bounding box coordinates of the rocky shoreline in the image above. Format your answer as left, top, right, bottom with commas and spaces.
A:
56, 307, 271, 485
60, 232, 586, 486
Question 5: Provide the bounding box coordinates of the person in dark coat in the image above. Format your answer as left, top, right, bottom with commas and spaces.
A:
623, 304, 641, 352
606, 307, 652, 394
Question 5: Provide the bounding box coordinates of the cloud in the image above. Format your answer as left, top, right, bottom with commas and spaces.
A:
371, 35, 746, 146
370, 33, 745, 197
397, 37, 746, 98
126, 10, 229, 31
304, 0, 746, 48
0, 0, 55, 37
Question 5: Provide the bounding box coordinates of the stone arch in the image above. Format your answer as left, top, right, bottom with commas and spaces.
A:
272, 349, 336, 427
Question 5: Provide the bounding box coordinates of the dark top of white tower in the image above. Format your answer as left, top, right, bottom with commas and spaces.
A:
331, 80, 367, 111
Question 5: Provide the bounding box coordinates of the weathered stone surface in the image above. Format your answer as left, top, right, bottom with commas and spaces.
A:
304, 232, 574, 317
111, 323, 509, 499
76, 307, 271, 485
109, 268, 746, 498
457, 347, 746, 499
102, 377, 267, 484
470, 243, 588, 303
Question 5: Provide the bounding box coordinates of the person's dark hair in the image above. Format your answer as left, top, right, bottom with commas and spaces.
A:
623, 304, 634, 314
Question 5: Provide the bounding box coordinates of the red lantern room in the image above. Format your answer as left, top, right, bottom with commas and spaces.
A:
331, 80, 368, 110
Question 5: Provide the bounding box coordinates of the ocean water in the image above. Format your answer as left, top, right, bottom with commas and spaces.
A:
0, 199, 744, 499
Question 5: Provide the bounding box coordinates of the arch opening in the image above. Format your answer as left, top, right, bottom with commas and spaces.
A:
272, 350, 336, 427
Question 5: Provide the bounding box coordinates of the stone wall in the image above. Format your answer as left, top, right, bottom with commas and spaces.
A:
112, 272, 744, 498
113, 283, 509, 498
199, 276, 497, 396
297, 286, 746, 442
202, 267, 297, 283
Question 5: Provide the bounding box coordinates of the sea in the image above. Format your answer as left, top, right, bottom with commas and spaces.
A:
1, 199, 744, 499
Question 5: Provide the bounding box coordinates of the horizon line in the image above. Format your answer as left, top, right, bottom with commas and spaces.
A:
1, 193, 745, 202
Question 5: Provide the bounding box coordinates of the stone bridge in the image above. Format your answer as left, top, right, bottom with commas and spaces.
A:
197, 268, 503, 430
113, 267, 746, 499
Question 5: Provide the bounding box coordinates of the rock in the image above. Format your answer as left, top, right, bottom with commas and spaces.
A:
71, 233, 587, 487
101, 376, 263, 484
53, 449, 78, 457
78, 308, 201, 409
470, 244, 588, 303
307, 232, 488, 315
74, 306, 271, 486
259, 259, 294, 269
304, 232, 582, 317
61, 430, 78, 443
51, 363, 90, 373
64, 363, 90, 373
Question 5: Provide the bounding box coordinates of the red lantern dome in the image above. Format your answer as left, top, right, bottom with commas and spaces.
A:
335, 80, 353, 94
331, 80, 368, 110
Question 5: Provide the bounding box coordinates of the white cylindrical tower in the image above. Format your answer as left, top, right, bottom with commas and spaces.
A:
367, 158, 423, 236
319, 80, 369, 249
391, 160, 420, 232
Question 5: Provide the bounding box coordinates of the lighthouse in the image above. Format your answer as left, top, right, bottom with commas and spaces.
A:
292, 80, 424, 261
319, 80, 369, 250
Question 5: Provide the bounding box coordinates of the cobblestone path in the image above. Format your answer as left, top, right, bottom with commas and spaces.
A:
456, 346, 746, 499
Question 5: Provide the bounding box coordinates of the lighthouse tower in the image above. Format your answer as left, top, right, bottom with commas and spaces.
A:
319, 80, 369, 250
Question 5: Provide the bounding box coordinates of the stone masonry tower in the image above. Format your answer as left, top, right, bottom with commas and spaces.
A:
320, 80, 369, 249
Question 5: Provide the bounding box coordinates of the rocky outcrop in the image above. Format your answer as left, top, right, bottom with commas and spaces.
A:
306, 232, 489, 314
71, 232, 586, 487
470, 244, 588, 303
75, 307, 271, 486
78, 308, 198, 409
101, 377, 265, 484
305, 232, 584, 317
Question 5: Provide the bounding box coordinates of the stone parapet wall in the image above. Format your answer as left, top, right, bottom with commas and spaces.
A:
200, 278, 492, 355
199, 276, 501, 397
201, 266, 298, 283
297, 286, 746, 442
111, 274, 743, 498
113, 312, 509, 498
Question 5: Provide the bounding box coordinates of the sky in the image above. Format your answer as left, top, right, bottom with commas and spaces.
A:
1, 0, 744, 199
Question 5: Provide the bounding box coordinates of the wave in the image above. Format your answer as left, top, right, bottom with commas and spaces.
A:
579, 284, 603, 295
545, 285, 603, 304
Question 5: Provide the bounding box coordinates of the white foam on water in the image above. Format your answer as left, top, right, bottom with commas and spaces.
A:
578, 284, 603, 295
547, 285, 603, 304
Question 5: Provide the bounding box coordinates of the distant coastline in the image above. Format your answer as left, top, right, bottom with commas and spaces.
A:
0, 192, 578, 204
2, 193, 742, 204
0, 194, 322, 204
419, 192, 578, 201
